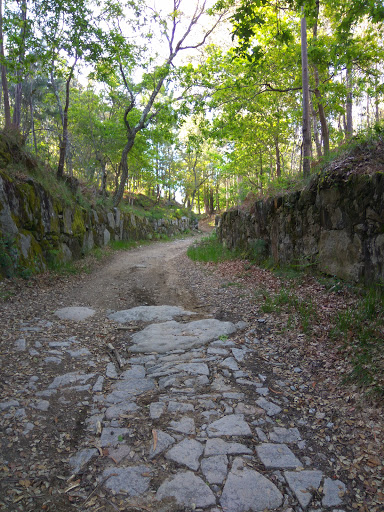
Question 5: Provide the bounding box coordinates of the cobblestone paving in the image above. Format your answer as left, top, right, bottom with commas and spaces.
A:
1, 305, 348, 512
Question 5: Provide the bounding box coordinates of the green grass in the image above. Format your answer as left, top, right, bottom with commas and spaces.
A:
330, 287, 384, 397
260, 286, 318, 335
187, 233, 239, 263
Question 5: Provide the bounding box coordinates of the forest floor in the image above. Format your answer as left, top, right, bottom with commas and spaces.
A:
0, 224, 383, 512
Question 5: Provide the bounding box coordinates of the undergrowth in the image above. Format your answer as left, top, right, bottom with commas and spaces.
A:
187, 232, 239, 263
330, 287, 384, 397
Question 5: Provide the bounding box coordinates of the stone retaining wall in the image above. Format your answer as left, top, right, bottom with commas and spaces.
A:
218, 172, 384, 284
0, 172, 195, 276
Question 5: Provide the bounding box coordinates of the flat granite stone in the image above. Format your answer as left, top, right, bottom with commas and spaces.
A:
69, 448, 98, 473
204, 438, 253, 456
108, 305, 195, 323
235, 403, 264, 416
54, 307, 96, 321
256, 397, 282, 416
102, 466, 151, 496
220, 457, 283, 512
201, 455, 228, 484
207, 414, 252, 437
105, 402, 139, 420
207, 347, 229, 356
92, 376, 104, 392
322, 478, 346, 507
105, 367, 155, 403
48, 372, 95, 389
166, 439, 204, 470
256, 443, 302, 469
100, 427, 131, 447
167, 401, 194, 413
156, 471, 216, 508
0, 400, 20, 411
284, 470, 323, 508
107, 444, 132, 464
149, 430, 175, 459
231, 347, 247, 362
169, 416, 196, 435
15, 338, 26, 351
106, 362, 118, 379
270, 427, 302, 444
150, 402, 166, 419
175, 362, 210, 376
67, 348, 91, 358
129, 319, 237, 354
220, 357, 240, 371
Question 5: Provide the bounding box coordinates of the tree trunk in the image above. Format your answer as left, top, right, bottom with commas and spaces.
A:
312, 0, 329, 155
346, 65, 353, 138
301, 8, 311, 177
0, 0, 11, 130
274, 135, 281, 177
113, 132, 136, 206
29, 90, 37, 154
57, 59, 77, 179
311, 96, 322, 158
12, 0, 27, 130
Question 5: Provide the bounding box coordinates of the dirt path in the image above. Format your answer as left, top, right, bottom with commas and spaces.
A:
71, 238, 203, 312
0, 233, 383, 512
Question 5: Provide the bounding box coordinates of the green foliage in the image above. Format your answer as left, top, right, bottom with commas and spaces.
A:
330, 287, 384, 397
260, 286, 318, 335
187, 232, 239, 263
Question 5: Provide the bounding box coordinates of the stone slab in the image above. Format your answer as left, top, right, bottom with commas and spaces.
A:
207, 414, 252, 437
220, 357, 240, 371
150, 402, 166, 419
129, 319, 237, 354
204, 438, 252, 456
256, 397, 282, 416
322, 478, 346, 507
105, 402, 139, 420
166, 439, 204, 470
169, 416, 196, 435
220, 457, 283, 512
54, 307, 96, 321
284, 470, 323, 508
256, 443, 302, 469
48, 372, 95, 389
201, 455, 228, 484
108, 305, 195, 323
100, 427, 131, 447
156, 471, 216, 508
102, 466, 151, 496
270, 427, 302, 444
149, 430, 175, 459
69, 448, 98, 473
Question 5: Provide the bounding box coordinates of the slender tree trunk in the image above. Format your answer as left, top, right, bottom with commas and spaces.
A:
113, 133, 136, 206
0, 0, 11, 130
375, 64, 380, 123
259, 149, 263, 192
56, 57, 77, 179
346, 65, 353, 138
301, 7, 311, 177
226, 178, 229, 210
312, 0, 329, 155
12, 0, 27, 130
29, 93, 37, 154
311, 96, 322, 158
274, 135, 281, 178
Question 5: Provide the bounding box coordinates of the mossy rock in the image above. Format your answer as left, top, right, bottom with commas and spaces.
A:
71, 206, 87, 239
